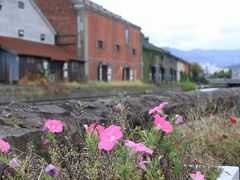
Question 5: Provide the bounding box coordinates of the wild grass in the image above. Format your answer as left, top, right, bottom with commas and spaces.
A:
63, 80, 153, 89
180, 114, 240, 166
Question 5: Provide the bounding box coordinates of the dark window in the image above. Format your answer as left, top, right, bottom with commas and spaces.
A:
41, 34, 45, 41
0, 5, 2, 10
161, 55, 164, 60
18, 29, 24, 37
18, 1, 24, 9
96, 40, 104, 49
132, 48, 136, 55
27, 58, 35, 64
71, 62, 79, 72
115, 44, 121, 53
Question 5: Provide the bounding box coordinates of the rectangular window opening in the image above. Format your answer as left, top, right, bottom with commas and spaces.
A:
41, 34, 45, 41
115, 44, 121, 53
96, 40, 104, 49
18, 1, 24, 9
125, 28, 129, 44
132, 48, 136, 55
18, 29, 24, 37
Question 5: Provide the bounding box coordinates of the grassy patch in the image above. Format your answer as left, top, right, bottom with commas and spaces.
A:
63, 81, 153, 89
179, 81, 196, 91
180, 115, 240, 166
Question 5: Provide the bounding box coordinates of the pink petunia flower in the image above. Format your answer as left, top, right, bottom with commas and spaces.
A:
0, 139, 10, 153
83, 123, 95, 133
44, 120, 63, 133
154, 115, 173, 133
148, 102, 168, 115
189, 171, 205, 180
98, 125, 123, 151
137, 157, 151, 171
124, 140, 153, 155
9, 158, 20, 170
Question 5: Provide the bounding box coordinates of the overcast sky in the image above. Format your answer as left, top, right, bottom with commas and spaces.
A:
92, 0, 240, 50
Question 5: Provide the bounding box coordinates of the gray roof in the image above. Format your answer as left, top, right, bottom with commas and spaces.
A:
72, 0, 140, 29
143, 38, 190, 65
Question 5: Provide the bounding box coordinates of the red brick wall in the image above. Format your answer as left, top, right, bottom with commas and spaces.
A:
184, 64, 189, 73
34, 0, 78, 55
87, 10, 142, 81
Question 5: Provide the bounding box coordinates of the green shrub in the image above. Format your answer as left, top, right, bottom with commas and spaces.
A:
179, 82, 196, 91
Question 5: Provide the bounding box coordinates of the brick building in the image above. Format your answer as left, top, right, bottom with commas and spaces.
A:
35, 0, 142, 82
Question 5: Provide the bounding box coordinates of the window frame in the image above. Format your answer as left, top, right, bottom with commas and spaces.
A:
132, 48, 136, 55
114, 44, 121, 53
18, 1, 24, 9
96, 40, 104, 49
18, 29, 24, 37
41, 34, 45, 41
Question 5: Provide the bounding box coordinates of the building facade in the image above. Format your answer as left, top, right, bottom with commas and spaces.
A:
143, 38, 178, 83
35, 0, 142, 82
0, 0, 83, 83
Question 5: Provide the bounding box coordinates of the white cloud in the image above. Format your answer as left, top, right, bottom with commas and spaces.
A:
91, 0, 240, 50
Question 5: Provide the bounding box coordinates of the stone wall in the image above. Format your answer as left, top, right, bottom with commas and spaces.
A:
0, 84, 182, 105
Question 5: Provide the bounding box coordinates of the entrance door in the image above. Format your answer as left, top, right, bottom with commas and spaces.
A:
102, 65, 108, 81
151, 65, 156, 82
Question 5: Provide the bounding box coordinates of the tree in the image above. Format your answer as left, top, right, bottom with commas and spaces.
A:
209, 69, 232, 79
190, 63, 203, 83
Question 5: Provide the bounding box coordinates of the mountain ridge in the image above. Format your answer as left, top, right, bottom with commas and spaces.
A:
170, 48, 240, 67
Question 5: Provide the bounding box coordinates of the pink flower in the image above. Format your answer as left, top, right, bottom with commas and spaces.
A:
137, 157, 151, 171
9, 158, 20, 170
154, 115, 173, 133
98, 125, 123, 151
84, 123, 95, 133
95, 125, 104, 137
148, 102, 168, 115
44, 120, 63, 133
0, 139, 10, 153
189, 171, 205, 180
124, 140, 153, 155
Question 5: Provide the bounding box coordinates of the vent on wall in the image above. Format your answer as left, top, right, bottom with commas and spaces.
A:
18, 29, 24, 37
41, 34, 45, 41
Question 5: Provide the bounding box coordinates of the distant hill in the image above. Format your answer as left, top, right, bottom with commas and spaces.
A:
170, 48, 240, 67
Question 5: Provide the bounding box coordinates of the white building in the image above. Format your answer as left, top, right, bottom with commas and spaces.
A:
0, 0, 83, 83
0, 0, 56, 44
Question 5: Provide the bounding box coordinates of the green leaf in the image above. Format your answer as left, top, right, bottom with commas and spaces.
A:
174, 163, 181, 174
168, 149, 177, 159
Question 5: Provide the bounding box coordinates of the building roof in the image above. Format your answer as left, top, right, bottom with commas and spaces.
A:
143, 38, 168, 54
72, 0, 140, 29
143, 37, 190, 65
0, 36, 82, 62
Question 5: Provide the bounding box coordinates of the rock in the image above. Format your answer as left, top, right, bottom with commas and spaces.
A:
37, 105, 66, 114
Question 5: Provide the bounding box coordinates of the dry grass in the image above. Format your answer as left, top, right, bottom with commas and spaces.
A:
179, 114, 240, 166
